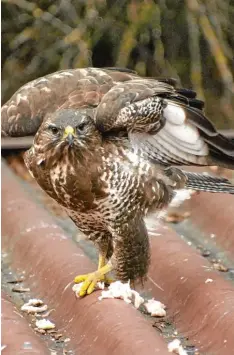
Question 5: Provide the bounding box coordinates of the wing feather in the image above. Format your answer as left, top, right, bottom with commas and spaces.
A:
1, 68, 137, 137
130, 99, 234, 168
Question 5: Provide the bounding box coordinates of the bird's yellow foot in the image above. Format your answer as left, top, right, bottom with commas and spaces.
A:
74, 263, 112, 297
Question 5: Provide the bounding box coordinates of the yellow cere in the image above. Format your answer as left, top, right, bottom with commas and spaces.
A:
64, 125, 75, 137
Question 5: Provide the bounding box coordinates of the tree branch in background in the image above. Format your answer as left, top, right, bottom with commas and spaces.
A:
186, 9, 204, 99
186, 0, 234, 124
186, 0, 234, 94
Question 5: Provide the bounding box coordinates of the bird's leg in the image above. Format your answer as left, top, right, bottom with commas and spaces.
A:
98, 253, 114, 285
98, 253, 106, 269
97, 236, 114, 283
74, 262, 113, 297
74, 232, 114, 296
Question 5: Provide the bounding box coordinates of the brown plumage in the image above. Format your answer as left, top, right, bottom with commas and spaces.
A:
2, 67, 234, 295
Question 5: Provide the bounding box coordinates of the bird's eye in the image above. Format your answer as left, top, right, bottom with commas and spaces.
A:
76, 122, 86, 132
48, 125, 59, 135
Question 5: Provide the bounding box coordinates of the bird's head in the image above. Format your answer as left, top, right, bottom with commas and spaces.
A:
34, 109, 102, 162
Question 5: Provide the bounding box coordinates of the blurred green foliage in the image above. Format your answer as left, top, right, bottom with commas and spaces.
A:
2, 0, 234, 128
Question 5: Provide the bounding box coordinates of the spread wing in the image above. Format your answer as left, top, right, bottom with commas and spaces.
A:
2, 66, 234, 168
1, 67, 137, 137
95, 78, 234, 168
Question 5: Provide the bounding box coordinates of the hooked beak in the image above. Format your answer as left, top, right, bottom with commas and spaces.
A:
63, 126, 75, 146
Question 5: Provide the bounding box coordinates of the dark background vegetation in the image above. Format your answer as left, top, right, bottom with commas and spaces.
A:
2, 0, 234, 128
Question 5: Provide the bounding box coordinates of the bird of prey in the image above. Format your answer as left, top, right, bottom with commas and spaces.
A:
2, 67, 234, 296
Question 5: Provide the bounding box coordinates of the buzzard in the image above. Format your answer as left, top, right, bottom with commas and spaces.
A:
2, 67, 234, 296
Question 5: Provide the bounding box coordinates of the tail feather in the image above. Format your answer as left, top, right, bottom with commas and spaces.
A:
184, 171, 234, 194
